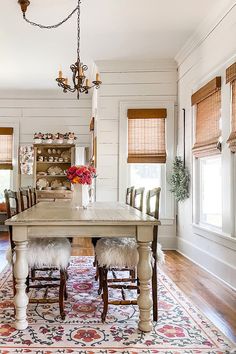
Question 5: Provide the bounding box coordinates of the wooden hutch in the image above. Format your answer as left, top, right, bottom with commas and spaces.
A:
33, 144, 75, 201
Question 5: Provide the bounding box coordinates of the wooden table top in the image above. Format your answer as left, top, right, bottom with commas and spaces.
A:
5, 201, 159, 226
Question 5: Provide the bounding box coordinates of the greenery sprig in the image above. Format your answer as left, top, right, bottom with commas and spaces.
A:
170, 156, 190, 202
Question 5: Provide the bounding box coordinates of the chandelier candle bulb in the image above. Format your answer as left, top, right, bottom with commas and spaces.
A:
96, 73, 100, 82
59, 70, 63, 79
65, 78, 68, 85
86, 79, 89, 87
79, 67, 83, 76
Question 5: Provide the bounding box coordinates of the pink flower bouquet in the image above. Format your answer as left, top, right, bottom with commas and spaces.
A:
66, 165, 96, 185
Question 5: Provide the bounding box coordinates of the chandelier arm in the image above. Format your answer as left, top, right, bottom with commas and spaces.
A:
23, 5, 79, 29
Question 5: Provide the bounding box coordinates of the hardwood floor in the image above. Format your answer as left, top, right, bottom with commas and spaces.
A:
160, 251, 236, 343
0, 232, 235, 342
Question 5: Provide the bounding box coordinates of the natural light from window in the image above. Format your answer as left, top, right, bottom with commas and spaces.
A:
0, 170, 11, 203
199, 156, 222, 228
129, 163, 162, 213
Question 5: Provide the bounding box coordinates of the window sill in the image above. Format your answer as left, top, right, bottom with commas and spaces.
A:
192, 223, 236, 251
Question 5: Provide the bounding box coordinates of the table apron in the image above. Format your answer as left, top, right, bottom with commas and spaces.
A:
12, 225, 139, 240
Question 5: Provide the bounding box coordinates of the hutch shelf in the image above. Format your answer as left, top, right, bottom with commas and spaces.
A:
33, 144, 75, 201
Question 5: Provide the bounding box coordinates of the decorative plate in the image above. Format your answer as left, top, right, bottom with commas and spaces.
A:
36, 178, 49, 190
61, 150, 71, 160
47, 166, 63, 175
37, 171, 47, 176
51, 179, 63, 189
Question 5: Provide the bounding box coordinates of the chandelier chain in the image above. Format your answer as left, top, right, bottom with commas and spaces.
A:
77, 0, 80, 63
19, 0, 101, 99
23, 4, 79, 29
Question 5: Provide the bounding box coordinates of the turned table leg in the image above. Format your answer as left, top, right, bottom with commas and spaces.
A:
137, 226, 153, 332
13, 240, 29, 330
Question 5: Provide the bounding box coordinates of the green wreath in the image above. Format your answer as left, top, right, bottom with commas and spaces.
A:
170, 156, 190, 202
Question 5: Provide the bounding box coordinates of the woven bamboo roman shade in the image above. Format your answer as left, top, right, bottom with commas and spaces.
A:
0, 128, 13, 170
127, 109, 167, 163
191, 77, 221, 158
226, 62, 236, 152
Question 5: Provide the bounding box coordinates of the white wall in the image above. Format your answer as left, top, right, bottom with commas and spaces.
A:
95, 60, 178, 249
176, 3, 236, 289
0, 90, 92, 188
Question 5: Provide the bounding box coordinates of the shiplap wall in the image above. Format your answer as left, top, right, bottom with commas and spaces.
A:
94, 60, 178, 249
176, 4, 236, 288
95, 60, 177, 201
0, 90, 91, 187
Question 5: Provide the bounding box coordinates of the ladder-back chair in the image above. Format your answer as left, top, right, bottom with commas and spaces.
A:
126, 186, 134, 206
28, 186, 37, 206
95, 187, 146, 321
95, 187, 164, 322
5, 189, 71, 319
19, 188, 30, 212
133, 187, 144, 211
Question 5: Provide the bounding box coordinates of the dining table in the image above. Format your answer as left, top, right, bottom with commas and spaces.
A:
5, 200, 159, 332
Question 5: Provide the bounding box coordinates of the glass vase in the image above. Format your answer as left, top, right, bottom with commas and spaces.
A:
72, 184, 89, 209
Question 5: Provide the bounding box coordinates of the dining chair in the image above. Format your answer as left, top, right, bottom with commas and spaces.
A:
19, 188, 30, 211
126, 186, 134, 206
95, 187, 145, 316
133, 187, 144, 211
28, 186, 37, 206
92, 186, 137, 283
4, 189, 71, 319
4, 190, 19, 295
95, 187, 164, 322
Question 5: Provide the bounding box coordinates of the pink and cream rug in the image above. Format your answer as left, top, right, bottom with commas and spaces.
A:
0, 256, 234, 353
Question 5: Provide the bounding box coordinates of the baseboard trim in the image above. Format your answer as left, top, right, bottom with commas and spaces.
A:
177, 238, 236, 290
159, 235, 177, 250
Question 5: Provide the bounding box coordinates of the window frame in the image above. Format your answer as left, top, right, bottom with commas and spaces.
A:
0, 120, 19, 191
119, 100, 175, 221
192, 69, 235, 238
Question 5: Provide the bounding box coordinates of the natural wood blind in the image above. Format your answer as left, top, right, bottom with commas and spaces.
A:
226, 62, 236, 152
192, 78, 221, 158
191, 77, 221, 106
127, 109, 167, 163
226, 62, 236, 84
0, 127, 13, 170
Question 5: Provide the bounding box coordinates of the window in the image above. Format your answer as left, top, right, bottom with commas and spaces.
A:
127, 108, 166, 214
129, 163, 163, 214
192, 78, 222, 228
0, 127, 13, 203
0, 170, 11, 203
192, 77, 221, 157
226, 62, 236, 152
129, 163, 162, 190
199, 156, 222, 228
127, 108, 167, 163
0, 127, 13, 170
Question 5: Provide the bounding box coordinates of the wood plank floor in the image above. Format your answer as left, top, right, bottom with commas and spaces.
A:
0, 232, 235, 342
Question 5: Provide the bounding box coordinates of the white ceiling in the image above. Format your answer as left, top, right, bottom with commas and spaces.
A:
0, 0, 224, 89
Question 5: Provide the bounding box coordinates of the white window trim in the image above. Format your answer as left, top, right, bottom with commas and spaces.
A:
119, 100, 176, 221
192, 66, 235, 239
0, 119, 19, 190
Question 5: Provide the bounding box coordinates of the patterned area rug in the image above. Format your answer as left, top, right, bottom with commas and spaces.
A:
0, 256, 234, 354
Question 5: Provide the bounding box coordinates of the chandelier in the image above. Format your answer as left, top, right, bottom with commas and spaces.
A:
18, 0, 102, 99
